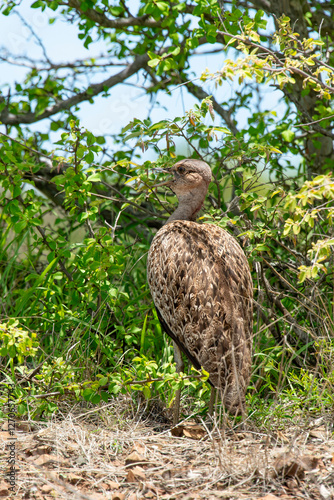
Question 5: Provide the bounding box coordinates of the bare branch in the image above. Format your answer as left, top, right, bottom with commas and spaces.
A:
295, 113, 334, 128
14, 10, 52, 65
59, 0, 161, 28
0, 54, 150, 125
0, 54, 127, 72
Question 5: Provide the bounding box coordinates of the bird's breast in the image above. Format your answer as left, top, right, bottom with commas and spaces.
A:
147, 220, 252, 325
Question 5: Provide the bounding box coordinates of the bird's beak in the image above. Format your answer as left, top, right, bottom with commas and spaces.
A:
150, 168, 174, 188
152, 179, 173, 188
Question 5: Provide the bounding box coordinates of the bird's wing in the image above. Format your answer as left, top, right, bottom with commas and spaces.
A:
147, 220, 253, 398
155, 306, 213, 383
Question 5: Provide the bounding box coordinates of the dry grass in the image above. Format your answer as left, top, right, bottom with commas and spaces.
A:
1, 398, 333, 499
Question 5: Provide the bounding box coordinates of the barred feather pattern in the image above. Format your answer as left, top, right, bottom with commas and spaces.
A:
147, 220, 253, 414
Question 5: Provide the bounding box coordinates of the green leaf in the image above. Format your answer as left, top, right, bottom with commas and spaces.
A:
109, 383, 122, 395
13, 221, 27, 233
90, 394, 101, 404
86, 132, 95, 146
282, 129, 295, 142
156, 1, 169, 14
254, 9, 264, 22
101, 391, 109, 403
187, 37, 199, 49
143, 386, 151, 399
83, 388, 94, 401
255, 244, 270, 252
5, 150, 17, 162
292, 224, 300, 235
86, 172, 101, 182
148, 59, 160, 68
311, 266, 318, 278
99, 377, 109, 386
84, 35, 93, 49
212, 126, 231, 134
13, 184, 22, 198
110, 6, 123, 16
85, 150, 94, 163
170, 47, 180, 56
76, 147, 86, 159
250, 204, 262, 212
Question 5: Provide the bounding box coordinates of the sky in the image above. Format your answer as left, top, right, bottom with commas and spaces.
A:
0, 0, 286, 160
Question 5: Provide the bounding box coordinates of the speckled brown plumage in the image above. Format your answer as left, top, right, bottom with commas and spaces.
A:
147, 159, 253, 414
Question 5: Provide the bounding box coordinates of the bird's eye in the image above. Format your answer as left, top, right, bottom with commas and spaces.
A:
178, 166, 185, 174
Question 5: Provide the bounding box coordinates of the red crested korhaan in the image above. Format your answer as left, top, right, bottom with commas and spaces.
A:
147, 159, 253, 423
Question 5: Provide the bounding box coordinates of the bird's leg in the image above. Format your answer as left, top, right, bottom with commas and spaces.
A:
208, 387, 216, 417
173, 341, 184, 426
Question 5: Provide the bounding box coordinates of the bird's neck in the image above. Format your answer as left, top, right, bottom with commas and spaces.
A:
167, 186, 208, 223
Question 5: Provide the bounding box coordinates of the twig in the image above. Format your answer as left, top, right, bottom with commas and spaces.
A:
90, 190, 167, 219
125, 373, 207, 386
0, 131, 54, 161
295, 113, 334, 128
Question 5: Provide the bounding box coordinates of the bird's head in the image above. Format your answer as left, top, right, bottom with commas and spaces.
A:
153, 159, 212, 222
156, 159, 212, 197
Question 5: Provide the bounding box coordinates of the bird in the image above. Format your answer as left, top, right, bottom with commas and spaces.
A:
147, 159, 253, 421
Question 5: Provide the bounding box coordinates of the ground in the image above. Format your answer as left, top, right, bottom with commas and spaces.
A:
0, 402, 333, 500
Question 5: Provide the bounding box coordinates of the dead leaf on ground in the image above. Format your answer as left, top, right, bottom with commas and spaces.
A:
132, 442, 146, 455
125, 450, 147, 467
273, 451, 320, 479
233, 432, 254, 441
0, 482, 9, 498
59, 472, 86, 485
171, 422, 206, 440
100, 480, 120, 491
144, 492, 155, 499
40, 484, 54, 494
285, 478, 298, 490
310, 427, 327, 440
162, 468, 173, 480
112, 493, 126, 500
25, 445, 53, 456
75, 454, 88, 466
144, 481, 164, 496
32, 453, 69, 467
108, 481, 120, 490
16, 421, 36, 432
276, 430, 290, 443
126, 465, 146, 482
